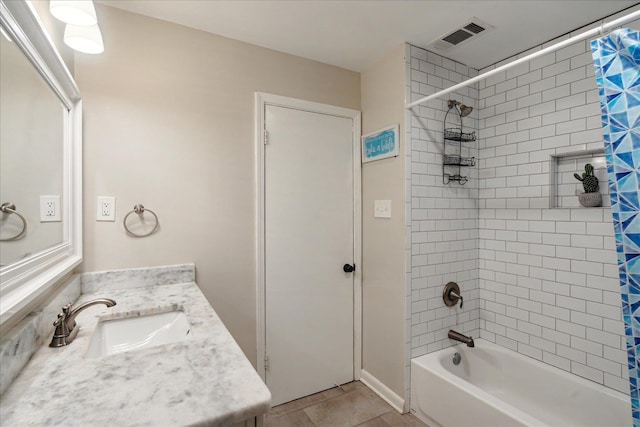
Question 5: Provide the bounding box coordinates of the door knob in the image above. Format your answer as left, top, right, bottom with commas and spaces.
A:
343, 264, 355, 273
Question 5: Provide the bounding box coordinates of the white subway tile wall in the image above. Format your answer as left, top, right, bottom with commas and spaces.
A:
476, 33, 627, 393
406, 27, 627, 397
406, 45, 480, 365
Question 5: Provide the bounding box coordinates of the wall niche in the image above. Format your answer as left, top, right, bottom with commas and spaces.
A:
549, 149, 609, 208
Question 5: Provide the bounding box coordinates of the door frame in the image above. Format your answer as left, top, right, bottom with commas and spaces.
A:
255, 92, 362, 383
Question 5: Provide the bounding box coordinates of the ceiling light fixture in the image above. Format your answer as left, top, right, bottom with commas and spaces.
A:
49, 0, 97, 26
63, 24, 104, 54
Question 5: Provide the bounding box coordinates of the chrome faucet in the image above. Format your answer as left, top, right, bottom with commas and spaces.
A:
49, 298, 116, 347
448, 329, 475, 347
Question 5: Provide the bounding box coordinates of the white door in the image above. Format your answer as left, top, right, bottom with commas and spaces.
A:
264, 104, 355, 406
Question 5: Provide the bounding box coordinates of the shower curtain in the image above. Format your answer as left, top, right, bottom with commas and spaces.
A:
591, 28, 640, 426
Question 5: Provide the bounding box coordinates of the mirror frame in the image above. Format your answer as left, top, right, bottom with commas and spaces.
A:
0, 0, 82, 327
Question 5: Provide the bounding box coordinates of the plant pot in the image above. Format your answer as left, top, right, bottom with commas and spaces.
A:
578, 192, 602, 207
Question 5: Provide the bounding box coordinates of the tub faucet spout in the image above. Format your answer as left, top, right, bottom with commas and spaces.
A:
448, 330, 475, 347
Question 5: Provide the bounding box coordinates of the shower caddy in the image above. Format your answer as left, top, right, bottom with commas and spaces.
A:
443, 100, 475, 185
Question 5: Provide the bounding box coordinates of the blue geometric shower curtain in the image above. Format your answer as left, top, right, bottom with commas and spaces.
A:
591, 28, 640, 426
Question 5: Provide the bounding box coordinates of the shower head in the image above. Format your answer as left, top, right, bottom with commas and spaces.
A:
447, 99, 473, 117
459, 104, 473, 117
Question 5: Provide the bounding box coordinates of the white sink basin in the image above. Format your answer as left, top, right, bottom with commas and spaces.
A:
86, 311, 191, 358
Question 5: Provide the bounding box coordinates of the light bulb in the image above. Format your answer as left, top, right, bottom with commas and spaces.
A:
50, 0, 97, 27
64, 24, 104, 54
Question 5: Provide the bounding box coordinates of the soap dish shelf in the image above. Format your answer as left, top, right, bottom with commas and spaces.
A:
444, 128, 476, 143
442, 107, 475, 185
443, 174, 469, 185
443, 155, 476, 166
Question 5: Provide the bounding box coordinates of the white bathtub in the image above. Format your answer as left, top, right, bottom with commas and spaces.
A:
410, 339, 631, 427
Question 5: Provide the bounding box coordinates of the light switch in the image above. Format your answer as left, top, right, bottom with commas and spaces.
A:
374, 200, 391, 218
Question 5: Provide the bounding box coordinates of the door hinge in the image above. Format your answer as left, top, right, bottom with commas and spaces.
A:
264, 353, 269, 371
263, 130, 268, 145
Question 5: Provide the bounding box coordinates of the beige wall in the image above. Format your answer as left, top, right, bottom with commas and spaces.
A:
75, 5, 360, 364
360, 45, 407, 398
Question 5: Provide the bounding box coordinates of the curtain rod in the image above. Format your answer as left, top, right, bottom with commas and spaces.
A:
406, 8, 640, 110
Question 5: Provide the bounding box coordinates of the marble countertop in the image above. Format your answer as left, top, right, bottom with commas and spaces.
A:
0, 282, 271, 426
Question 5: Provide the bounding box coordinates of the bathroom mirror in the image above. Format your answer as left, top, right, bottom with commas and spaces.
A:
0, 1, 82, 327
1, 18, 64, 265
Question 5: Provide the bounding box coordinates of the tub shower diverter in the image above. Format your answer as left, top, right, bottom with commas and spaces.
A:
86, 311, 191, 358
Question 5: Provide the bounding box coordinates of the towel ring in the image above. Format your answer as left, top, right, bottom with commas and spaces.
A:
0, 203, 27, 241
123, 204, 159, 237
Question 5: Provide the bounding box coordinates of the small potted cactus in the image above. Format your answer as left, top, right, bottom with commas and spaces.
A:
573, 163, 602, 207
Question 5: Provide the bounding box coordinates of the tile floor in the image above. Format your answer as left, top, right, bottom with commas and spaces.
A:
265, 381, 429, 427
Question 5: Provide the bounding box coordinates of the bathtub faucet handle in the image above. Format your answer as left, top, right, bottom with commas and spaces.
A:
443, 282, 464, 309
450, 290, 463, 309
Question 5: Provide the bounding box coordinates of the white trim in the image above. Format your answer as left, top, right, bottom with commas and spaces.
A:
255, 94, 266, 377
0, 0, 82, 327
360, 369, 405, 414
405, 8, 640, 109
352, 105, 362, 381
255, 92, 362, 381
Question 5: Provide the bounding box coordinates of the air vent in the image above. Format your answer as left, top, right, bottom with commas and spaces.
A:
464, 22, 485, 34
442, 29, 474, 46
428, 17, 494, 51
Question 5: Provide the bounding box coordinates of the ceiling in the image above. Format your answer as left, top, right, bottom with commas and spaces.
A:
98, 1, 639, 72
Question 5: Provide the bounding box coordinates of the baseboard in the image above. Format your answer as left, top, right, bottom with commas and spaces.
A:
360, 369, 405, 413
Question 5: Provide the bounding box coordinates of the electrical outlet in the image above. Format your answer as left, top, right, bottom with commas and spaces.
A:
40, 196, 61, 222
97, 196, 116, 221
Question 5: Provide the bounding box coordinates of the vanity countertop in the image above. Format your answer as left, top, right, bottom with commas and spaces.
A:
0, 282, 271, 426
